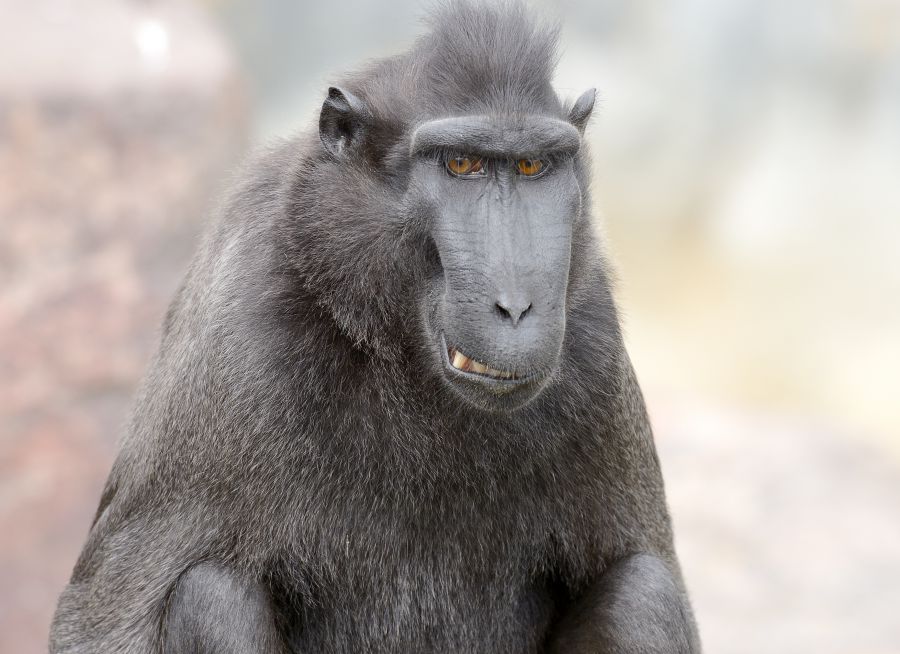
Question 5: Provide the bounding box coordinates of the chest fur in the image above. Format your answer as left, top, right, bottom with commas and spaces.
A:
275, 500, 563, 653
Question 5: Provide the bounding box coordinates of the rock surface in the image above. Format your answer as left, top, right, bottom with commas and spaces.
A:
0, 1, 247, 652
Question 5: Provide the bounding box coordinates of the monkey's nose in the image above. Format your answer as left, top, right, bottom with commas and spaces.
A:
494, 296, 532, 326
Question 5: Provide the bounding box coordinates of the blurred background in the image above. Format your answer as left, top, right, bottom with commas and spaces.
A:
1, 0, 898, 652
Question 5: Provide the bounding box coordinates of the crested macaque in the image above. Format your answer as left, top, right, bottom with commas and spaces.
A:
50, 2, 700, 652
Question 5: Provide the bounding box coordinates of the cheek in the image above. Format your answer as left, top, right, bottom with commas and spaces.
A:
419, 273, 450, 345
552, 174, 583, 220
419, 232, 443, 278
569, 187, 584, 223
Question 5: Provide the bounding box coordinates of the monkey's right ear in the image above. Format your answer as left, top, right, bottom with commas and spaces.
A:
319, 87, 372, 158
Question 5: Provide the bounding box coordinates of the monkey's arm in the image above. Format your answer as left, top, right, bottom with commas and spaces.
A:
543, 350, 700, 653
545, 553, 699, 654
162, 563, 288, 654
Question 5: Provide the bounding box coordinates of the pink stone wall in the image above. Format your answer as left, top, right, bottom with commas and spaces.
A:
0, 3, 248, 651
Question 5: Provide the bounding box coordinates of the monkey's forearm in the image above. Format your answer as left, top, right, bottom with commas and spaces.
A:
546, 553, 700, 654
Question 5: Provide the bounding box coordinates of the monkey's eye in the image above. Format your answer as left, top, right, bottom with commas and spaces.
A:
446, 155, 485, 177
516, 158, 545, 177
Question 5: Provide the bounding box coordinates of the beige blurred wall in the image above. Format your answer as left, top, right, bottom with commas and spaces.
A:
550, 0, 900, 452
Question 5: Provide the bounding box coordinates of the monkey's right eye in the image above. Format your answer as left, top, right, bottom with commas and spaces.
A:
446, 155, 485, 177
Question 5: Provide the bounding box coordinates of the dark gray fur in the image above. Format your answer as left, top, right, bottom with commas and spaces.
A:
50, 2, 700, 652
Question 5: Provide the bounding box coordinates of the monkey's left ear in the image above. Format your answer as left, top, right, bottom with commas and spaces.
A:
319, 86, 373, 158
568, 88, 596, 134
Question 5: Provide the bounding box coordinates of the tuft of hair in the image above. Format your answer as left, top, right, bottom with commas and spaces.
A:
414, 0, 562, 116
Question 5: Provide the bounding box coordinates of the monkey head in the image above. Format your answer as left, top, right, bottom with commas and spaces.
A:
317, 84, 595, 413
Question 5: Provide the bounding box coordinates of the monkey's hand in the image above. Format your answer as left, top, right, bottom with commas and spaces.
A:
544, 553, 700, 654
162, 563, 289, 654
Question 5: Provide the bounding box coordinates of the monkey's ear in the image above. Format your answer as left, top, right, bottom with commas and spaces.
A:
568, 88, 596, 134
319, 86, 372, 158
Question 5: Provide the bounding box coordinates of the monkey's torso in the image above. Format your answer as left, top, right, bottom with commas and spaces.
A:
51, 256, 664, 654
270, 443, 590, 653
50, 75, 695, 648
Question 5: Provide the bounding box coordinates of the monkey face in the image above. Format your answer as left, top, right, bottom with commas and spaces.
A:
407, 115, 586, 412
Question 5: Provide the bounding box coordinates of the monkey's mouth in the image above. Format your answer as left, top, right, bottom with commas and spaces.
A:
437, 333, 549, 410
446, 345, 519, 380
439, 333, 536, 386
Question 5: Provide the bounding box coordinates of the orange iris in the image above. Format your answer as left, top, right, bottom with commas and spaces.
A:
447, 156, 483, 176
516, 159, 544, 176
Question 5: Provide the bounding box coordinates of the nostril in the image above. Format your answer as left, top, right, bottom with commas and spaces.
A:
495, 300, 532, 326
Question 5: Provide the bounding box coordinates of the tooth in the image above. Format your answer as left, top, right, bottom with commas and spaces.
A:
452, 351, 467, 370
471, 361, 487, 374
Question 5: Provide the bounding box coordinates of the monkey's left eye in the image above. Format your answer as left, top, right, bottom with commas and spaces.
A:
516, 159, 546, 177
446, 155, 485, 177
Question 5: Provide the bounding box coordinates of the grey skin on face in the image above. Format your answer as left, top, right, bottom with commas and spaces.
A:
49, 3, 700, 653
410, 113, 588, 411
